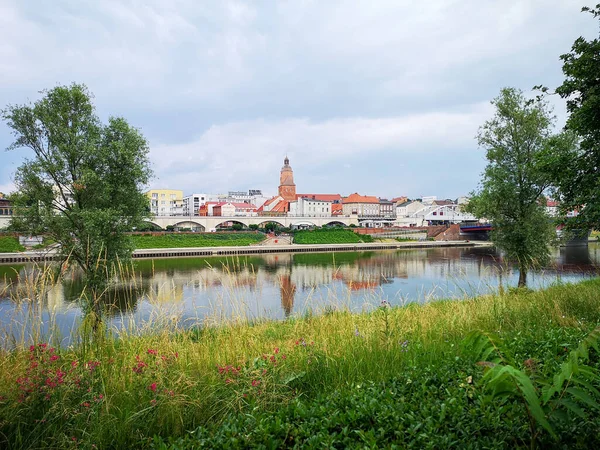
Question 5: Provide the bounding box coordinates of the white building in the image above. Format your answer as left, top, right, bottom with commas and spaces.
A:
289, 197, 332, 217
182, 193, 221, 216
395, 200, 424, 217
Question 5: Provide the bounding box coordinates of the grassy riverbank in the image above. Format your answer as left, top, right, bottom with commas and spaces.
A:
293, 228, 374, 244
131, 232, 265, 249
0, 236, 24, 253
1, 279, 600, 448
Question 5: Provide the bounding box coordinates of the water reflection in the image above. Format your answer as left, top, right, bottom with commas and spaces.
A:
0, 244, 598, 344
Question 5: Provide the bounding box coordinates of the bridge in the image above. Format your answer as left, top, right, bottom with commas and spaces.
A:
146, 215, 359, 231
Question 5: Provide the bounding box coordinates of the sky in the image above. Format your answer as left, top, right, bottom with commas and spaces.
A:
0, 1, 596, 200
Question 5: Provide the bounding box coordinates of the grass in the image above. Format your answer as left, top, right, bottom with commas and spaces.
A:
293, 228, 374, 244
0, 277, 600, 448
0, 236, 25, 253
131, 232, 265, 249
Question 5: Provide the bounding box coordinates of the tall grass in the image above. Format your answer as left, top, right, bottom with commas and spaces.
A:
0, 261, 599, 448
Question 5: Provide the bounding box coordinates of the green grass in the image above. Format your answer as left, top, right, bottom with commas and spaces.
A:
1, 279, 600, 448
293, 228, 374, 244
0, 236, 25, 253
131, 232, 265, 249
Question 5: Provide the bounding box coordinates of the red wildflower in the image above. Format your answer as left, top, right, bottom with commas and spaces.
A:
149, 382, 157, 392
274, 347, 280, 354
225, 378, 233, 384
252, 379, 260, 387
147, 349, 158, 356
50, 355, 60, 362
281, 354, 287, 360
270, 355, 276, 363
82, 402, 91, 408
29, 345, 35, 352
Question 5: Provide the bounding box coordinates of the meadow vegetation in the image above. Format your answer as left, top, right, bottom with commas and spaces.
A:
131, 232, 265, 249
293, 228, 374, 244
0, 236, 25, 253
0, 277, 599, 448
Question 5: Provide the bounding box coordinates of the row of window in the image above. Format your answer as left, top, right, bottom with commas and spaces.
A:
0, 208, 13, 215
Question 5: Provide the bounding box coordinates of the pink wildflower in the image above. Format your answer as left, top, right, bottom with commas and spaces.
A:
50, 355, 60, 362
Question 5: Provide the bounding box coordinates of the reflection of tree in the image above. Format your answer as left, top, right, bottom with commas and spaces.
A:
279, 274, 296, 317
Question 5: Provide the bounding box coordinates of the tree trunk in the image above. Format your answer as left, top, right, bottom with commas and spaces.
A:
518, 265, 527, 288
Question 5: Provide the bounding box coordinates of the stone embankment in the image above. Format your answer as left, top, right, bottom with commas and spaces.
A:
0, 240, 492, 263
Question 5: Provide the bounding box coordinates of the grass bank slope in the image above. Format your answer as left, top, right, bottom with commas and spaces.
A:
0, 236, 24, 253
294, 228, 374, 244
1, 279, 600, 448
131, 232, 265, 249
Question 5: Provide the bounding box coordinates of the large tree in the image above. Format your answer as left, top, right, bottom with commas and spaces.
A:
468, 88, 567, 287
549, 4, 600, 230
2, 84, 152, 291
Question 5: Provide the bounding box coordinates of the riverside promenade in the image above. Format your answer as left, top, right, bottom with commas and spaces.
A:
0, 240, 493, 264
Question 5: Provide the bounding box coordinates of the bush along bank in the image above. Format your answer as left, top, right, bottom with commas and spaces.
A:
1, 279, 600, 448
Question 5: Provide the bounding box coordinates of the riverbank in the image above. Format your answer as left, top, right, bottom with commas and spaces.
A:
0, 278, 599, 448
0, 240, 491, 263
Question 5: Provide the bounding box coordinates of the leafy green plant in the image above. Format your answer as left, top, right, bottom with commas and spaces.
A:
463, 327, 600, 447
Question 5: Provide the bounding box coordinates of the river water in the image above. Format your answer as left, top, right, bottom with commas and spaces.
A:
0, 243, 598, 345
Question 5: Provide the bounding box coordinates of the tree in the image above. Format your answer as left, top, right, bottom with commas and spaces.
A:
2, 84, 152, 293
549, 4, 600, 230
467, 88, 564, 287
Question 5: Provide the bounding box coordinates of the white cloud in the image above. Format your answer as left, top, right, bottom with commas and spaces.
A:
148, 101, 493, 195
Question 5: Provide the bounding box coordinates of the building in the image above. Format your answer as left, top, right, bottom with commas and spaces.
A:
289, 196, 332, 217
258, 196, 288, 216
212, 202, 258, 217
297, 193, 342, 204
396, 200, 424, 217
147, 189, 184, 216
0, 196, 13, 217
278, 156, 297, 201
342, 193, 380, 217
182, 193, 217, 216
258, 157, 297, 215
379, 199, 395, 218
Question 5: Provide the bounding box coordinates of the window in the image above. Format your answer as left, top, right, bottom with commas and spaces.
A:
152, 193, 158, 199
161, 201, 166, 205
161, 194, 165, 198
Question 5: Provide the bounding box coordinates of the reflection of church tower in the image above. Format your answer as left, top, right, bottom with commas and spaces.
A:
278, 156, 297, 201
279, 274, 296, 317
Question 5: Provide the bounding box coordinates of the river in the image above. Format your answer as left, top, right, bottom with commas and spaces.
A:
0, 243, 598, 346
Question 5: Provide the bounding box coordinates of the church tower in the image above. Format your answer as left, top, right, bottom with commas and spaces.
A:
278, 156, 297, 201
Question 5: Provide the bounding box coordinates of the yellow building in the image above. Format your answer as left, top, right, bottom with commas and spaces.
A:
146, 189, 184, 216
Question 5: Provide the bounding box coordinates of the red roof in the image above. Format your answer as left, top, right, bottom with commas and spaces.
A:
332, 204, 343, 215
297, 193, 341, 202
546, 200, 559, 207
343, 193, 379, 204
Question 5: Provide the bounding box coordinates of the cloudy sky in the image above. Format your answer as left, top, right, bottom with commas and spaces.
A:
0, 1, 595, 199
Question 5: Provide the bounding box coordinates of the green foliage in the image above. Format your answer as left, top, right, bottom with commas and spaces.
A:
463, 327, 600, 446
131, 232, 265, 249
467, 88, 567, 286
1, 84, 152, 289
248, 224, 259, 231
0, 236, 25, 253
293, 229, 373, 244
548, 5, 600, 230
2, 279, 600, 448
231, 224, 244, 231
